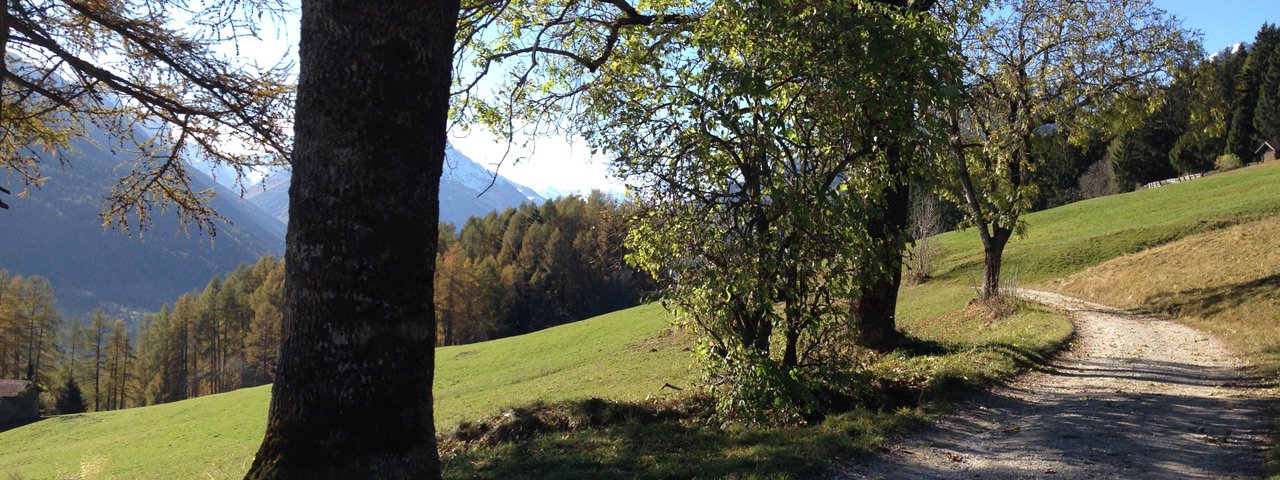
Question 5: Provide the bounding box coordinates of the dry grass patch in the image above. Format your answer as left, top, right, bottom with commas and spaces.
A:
1052, 215, 1280, 375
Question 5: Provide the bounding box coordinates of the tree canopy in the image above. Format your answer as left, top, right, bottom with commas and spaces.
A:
938, 0, 1194, 299
458, 0, 958, 420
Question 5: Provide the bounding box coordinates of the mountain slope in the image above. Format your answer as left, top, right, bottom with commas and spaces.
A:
0, 126, 286, 315
244, 145, 544, 227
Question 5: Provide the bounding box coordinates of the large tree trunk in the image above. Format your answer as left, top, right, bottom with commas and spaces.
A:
846, 0, 935, 352
850, 175, 910, 352
245, 1, 459, 478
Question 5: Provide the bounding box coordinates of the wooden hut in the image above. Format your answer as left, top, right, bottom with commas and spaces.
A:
0, 379, 39, 430
1255, 141, 1277, 163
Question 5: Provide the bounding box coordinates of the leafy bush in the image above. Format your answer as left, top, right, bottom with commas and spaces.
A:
1215, 153, 1243, 171
706, 350, 820, 425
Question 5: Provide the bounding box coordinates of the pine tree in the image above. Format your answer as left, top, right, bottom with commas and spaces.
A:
1227, 24, 1280, 159
1253, 26, 1280, 145
55, 376, 87, 415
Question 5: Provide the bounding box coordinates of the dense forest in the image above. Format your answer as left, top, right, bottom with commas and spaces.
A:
5, 194, 649, 413
1051, 24, 1280, 196
437, 192, 652, 344
0, 272, 60, 391
1112, 25, 1280, 187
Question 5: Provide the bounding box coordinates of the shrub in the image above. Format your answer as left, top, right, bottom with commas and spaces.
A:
905, 194, 944, 285
1078, 158, 1117, 199
1215, 153, 1243, 171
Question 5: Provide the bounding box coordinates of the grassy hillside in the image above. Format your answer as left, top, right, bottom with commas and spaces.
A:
3, 161, 1277, 479
0, 304, 697, 479
932, 161, 1280, 284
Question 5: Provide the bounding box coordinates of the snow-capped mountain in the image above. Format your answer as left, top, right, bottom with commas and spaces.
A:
242, 144, 545, 227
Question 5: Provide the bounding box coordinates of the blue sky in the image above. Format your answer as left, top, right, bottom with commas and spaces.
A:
230, 1, 1279, 196
1157, 0, 1277, 54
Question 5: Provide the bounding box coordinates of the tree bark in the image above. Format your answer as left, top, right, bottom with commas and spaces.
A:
981, 225, 1012, 299
846, 0, 936, 352
849, 174, 910, 352
245, 0, 459, 478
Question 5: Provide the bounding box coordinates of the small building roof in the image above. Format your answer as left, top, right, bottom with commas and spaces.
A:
1255, 140, 1277, 155
0, 380, 32, 398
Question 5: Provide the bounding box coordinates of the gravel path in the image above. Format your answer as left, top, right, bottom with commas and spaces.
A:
835, 289, 1273, 480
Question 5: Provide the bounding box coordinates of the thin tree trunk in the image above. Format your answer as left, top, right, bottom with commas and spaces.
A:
190, 339, 198, 398
33, 320, 43, 384
246, 0, 458, 478
93, 329, 102, 411
781, 310, 800, 370
982, 225, 1012, 299
25, 306, 35, 380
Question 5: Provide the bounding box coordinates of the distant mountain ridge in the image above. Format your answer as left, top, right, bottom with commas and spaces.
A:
1, 133, 545, 315
0, 125, 287, 316
243, 144, 544, 227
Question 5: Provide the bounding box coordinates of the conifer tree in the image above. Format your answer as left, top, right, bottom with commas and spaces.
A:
87, 309, 108, 411
244, 261, 284, 384
55, 375, 86, 415
1227, 24, 1280, 159
1252, 25, 1280, 145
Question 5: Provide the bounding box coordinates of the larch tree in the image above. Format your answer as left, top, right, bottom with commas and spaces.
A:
103, 317, 132, 410
87, 308, 107, 411
243, 258, 283, 384
0, 0, 293, 230
245, 0, 460, 477
0, 272, 61, 385
939, 0, 1194, 300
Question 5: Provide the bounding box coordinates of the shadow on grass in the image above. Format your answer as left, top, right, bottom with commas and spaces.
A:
1146, 273, 1280, 319
443, 293, 1079, 480
443, 406, 931, 480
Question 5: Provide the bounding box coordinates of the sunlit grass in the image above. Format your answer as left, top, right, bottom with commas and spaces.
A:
4, 162, 1277, 479
0, 305, 696, 479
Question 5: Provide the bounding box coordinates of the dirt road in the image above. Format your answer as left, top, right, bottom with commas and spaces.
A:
835, 289, 1273, 479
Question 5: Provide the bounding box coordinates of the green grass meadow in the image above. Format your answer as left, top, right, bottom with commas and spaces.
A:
0, 305, 697, 479
3, 161, 1278, 479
